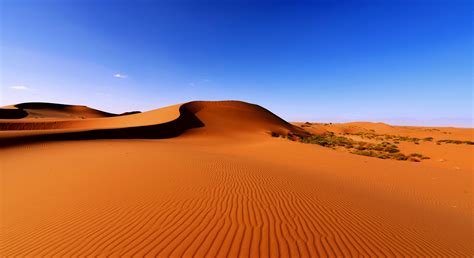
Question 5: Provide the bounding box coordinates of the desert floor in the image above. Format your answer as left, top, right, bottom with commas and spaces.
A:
1, 101, 472, 257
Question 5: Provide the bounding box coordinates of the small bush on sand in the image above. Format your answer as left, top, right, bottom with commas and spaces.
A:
437, 139, 474, 145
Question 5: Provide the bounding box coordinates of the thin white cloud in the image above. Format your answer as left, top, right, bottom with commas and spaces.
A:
113, 73, 127, 79
188, 79, 210, 87
10, 85, 29, 90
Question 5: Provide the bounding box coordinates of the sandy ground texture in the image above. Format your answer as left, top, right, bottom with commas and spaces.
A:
1, 101, 473, 257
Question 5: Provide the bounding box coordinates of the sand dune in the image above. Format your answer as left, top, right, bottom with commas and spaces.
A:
0, 101, 306, 142
1, 102, 120, 119
1, 100, 472, 257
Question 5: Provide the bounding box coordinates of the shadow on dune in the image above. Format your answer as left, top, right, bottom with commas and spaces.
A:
15, 102, 81, 110
0, 109, 29, 119
0, 105, 205, 147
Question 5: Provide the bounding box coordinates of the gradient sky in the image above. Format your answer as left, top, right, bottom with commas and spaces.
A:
1, 0, 472, 126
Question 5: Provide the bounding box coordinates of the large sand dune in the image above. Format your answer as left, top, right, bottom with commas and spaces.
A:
0, 101, 306, 142
1, 100, 472, 257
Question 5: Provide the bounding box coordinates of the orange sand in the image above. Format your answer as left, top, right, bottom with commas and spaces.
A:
1, 101, 472, 256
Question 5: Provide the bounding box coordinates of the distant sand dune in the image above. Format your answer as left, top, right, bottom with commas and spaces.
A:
2, 102, 119, 119
1, 100, 472, 257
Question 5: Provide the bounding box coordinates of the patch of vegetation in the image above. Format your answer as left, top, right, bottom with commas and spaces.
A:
299, 132, 354, 148
408, 153, 423, 158
351, 150, 409, 160
436, 139, 474, 145
408, 153, 430, 160
349, 151, 429, 162
270, 132, 280, 137
276, 132, 430, 162
367, 141, 399, 153
395, 136, 421, 143
343, 132, 422, 144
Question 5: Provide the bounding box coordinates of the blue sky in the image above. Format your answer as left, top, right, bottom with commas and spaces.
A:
1, 0, 472, 126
